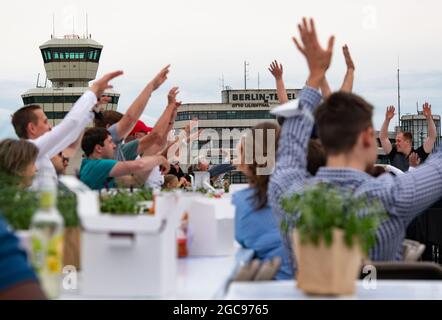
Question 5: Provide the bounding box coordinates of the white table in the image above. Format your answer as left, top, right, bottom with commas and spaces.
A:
173, 248, 253, 299
225, 280, 442, 300
60, 248, 253, 300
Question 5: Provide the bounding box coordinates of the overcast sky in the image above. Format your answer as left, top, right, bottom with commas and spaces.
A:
1, 0, 442, 138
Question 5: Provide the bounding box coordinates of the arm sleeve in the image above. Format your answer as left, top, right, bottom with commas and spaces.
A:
32, 91, 97, 159
0, 217, 38, 292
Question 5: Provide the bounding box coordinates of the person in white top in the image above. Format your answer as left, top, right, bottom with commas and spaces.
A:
11, 71, 123, 186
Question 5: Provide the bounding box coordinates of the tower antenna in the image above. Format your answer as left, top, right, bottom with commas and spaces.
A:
397, 56, 401, 128
244, 61, 249, 90
52, 13, 55, 38
219, 73, 225, 91
86, 13, 89, 38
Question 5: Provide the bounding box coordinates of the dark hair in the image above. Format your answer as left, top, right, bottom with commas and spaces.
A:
399, 131, 413, 143
307, 139, 326, 175
0, 139, 38, 176
82, 127, 110, 157
367, 165, 386, 177
315, 92, 373, 155
94, 110, 123, 128
11, 105, 42, 138
242, 122, 280, 210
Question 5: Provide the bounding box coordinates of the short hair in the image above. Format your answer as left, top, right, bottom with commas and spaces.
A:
0, 139, 39, 176
307, 139, 326, 175
315, 92, 374, 155
399, 131, 413, 143
11, 105, 42, 138
367, 165, 387, 177
81, 127, 110, 157
94, 110, 123, 128
163, 174, 178, 188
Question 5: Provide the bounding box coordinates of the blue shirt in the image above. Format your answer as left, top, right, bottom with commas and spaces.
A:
79, 158, 118, 190
0, 216, 37, 292
232, 187, 292, 280
268, 86, 442, 278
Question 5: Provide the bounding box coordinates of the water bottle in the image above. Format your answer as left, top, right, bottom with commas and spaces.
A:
30, 173, 64, 299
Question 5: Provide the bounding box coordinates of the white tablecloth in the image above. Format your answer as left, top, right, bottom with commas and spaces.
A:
60, 248, 254, 300
225, 280, 442, 300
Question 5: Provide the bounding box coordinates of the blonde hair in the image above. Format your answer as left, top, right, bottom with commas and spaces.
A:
0, 139, 38, 176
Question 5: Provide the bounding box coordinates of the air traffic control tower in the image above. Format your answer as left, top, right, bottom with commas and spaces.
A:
22, 34, 119, 126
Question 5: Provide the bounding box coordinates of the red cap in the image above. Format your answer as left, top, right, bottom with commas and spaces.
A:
129, 120, 153, 136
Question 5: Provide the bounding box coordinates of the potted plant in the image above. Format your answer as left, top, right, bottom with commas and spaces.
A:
99, 188, 153, 215
281, 183, 386, 295
0, 175, 81, 270
58, 188, 81, 270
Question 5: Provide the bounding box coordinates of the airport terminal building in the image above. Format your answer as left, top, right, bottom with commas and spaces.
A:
173, 88, 301, 183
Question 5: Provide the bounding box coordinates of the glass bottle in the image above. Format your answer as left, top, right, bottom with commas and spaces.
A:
30, 174, 64, 299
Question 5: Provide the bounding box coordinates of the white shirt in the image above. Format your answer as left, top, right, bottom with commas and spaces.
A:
30, 90, 97, 186
145, 165, 164, 189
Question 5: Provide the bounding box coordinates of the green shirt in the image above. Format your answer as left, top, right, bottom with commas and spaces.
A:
120, 140, 139, 161
79, 158, 118, 190
108, 124, 140, 161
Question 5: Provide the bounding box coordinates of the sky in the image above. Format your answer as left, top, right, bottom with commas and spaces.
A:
1, 0, 442, 139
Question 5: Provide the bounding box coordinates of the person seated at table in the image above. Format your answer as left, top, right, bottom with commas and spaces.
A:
124, 120, 153, 143
0, 140, 45, 299
79, 127, 170, 190
0, 139, 39, 188
51, 152, 70, 176
232, 122, 292, 280
162, 174, 188, 189
269, 17, 442, 279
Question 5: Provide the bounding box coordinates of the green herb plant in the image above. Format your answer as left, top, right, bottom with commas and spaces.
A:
281, 183, 386, 254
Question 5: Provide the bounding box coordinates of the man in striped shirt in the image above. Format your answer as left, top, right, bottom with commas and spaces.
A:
268, 18, 442, 278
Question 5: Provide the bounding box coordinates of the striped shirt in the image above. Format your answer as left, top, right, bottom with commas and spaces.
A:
268, 86, 442, 278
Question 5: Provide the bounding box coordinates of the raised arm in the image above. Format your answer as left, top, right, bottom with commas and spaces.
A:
269, 17, 333, 215
109, 155, 169, 178
268, 60, 289, 104
423, 102, 437, 153
320, 77, 332, 98
340, 44, 355, 93
33, 71, 123, 158
138, 87, 181, 156
115, 65, 170, 140
380, 106, 395, 154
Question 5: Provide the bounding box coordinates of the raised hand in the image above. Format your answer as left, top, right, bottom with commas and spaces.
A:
292, 18, 334, 83
157, 155, 171, 175
91, 71, 124, 99
409, 152, 421, 168
342, 45, 355, 70
167, 87, 182, 110
97, 96, 111, 106
268, 60, 284, 80
151, 65, 170, 90
385, 106, 395, 121
422, 102, 432, 119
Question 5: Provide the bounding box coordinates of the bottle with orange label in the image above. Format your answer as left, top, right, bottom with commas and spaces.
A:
177, 212, 189, 258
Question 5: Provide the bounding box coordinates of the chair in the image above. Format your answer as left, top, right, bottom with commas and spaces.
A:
360, 261, 442, 280
233, 257, 282, 282
403, 239, 426, 262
